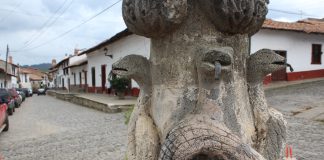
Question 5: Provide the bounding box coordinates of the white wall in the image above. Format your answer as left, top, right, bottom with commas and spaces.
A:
252, 29, 324, 72
20, 73, 31, 89
70, 65, 87, 85
87, 34, 150, 88
0, 78, 12, 88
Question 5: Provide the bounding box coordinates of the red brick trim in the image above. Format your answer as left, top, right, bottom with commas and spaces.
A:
287, 69, 324, 81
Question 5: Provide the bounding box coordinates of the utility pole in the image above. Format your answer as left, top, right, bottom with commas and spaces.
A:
4, 45, 9, 88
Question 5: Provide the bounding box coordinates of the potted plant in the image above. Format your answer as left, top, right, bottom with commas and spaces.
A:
109, 75, 129, 99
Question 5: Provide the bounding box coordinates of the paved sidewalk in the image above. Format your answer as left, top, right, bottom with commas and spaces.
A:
265, 77, 324, 90
75, 94, 137, 111
47, 91, 137, 113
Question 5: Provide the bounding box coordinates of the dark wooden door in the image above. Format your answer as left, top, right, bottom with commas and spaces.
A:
101, 65, 106, 92
84, 71, 87, 87
272, 51, 287, 81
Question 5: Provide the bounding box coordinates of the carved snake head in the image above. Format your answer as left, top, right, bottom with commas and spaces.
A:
247, 49, 291, 82
112, 55, 150, 86
198, 0, 269, 35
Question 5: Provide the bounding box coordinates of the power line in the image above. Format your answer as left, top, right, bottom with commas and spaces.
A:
19, 0, 73, 50
0, 8, 64, 19
15, 0, 122, 52
269, 8, 322, 19
0, 0, 24, 23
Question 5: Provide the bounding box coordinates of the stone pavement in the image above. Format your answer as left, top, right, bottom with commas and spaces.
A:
266, 80, 324, 160
1, 79, 323, 160
265, 77, 324, 90
0, 96, 127, 160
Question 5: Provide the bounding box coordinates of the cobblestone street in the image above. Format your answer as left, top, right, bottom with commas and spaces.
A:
0, 96, 127, 160
0, 81, 324, 160
267, 80, 324, 160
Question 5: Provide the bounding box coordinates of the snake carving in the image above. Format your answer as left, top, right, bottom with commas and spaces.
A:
114, 0, 287, 159
247, 49, 292, 160
112, 55, 160, 160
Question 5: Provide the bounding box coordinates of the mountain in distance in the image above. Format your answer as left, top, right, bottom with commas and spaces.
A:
22, 63, 52, 72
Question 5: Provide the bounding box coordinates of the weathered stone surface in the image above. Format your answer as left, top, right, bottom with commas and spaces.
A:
118, 0, 286, 159
113, 55, 160, 160
122, 0, 188, 38
247, 49, 288, 159
198, 0, 269, 35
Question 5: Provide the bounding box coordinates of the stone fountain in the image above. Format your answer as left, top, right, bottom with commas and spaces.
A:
112, 0, 288, 159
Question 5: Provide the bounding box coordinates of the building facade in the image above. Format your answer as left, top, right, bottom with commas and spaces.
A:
50, 18, 324, 95
80, 29, 150, 94
252, 19, 324, 83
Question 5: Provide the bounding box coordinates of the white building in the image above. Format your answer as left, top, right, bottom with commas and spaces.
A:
79, 29, 150, 95
0, 56, 19, 89
252, 18, 324, 83
67, 53, 88, 92
19, 67, 48, 91
50, 57, 70, 90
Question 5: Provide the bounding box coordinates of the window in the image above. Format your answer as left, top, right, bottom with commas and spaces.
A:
91, 67, 96, 87
312, 44, 322, 64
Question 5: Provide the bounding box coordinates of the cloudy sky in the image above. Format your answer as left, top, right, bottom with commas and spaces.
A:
0, 0, 323, 65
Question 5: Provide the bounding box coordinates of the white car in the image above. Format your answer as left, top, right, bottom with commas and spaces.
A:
28, 88, 33, 96
37, 88, 46, 96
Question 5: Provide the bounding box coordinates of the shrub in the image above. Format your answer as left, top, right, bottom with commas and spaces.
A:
109, 76, 129, 93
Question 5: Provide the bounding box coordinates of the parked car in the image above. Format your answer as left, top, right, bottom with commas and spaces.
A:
37, 88, 47, 96
8, 88, 22, 108
18, 91, 26, 102
0, 89, 15, 115
0, 102, 9, 132
17, 88, 32, 97
28, 88, 33, 97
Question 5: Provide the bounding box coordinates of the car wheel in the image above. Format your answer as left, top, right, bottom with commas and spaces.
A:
8, 108, 13, 115
3, 113, 9, 131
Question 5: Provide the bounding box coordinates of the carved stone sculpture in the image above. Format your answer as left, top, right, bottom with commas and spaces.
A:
112, 55, 160, 159
247, 49, 289, 160
113, 0, 287, 159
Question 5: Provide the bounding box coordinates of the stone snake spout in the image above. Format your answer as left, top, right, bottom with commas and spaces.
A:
118, 0, 286, 159
247, 49, 289, 160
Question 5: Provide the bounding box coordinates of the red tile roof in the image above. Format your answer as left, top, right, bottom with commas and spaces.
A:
263, 18, 324, 34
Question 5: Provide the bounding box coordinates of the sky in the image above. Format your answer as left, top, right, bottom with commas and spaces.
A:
0, 0, 323, 65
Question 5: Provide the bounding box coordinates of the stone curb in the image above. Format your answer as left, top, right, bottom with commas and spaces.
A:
46, 90, 134, 113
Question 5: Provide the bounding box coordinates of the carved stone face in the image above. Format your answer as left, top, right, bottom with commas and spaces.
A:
198, 0, 269, 35
248, 49, 287, 80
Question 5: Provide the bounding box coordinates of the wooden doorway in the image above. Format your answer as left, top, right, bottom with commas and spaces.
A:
272, 51, 287, 81
84, 71, 87, 87
101, 65, 106, 93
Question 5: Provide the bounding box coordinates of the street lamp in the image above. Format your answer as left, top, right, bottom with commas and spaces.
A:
104, 48, 113, 59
